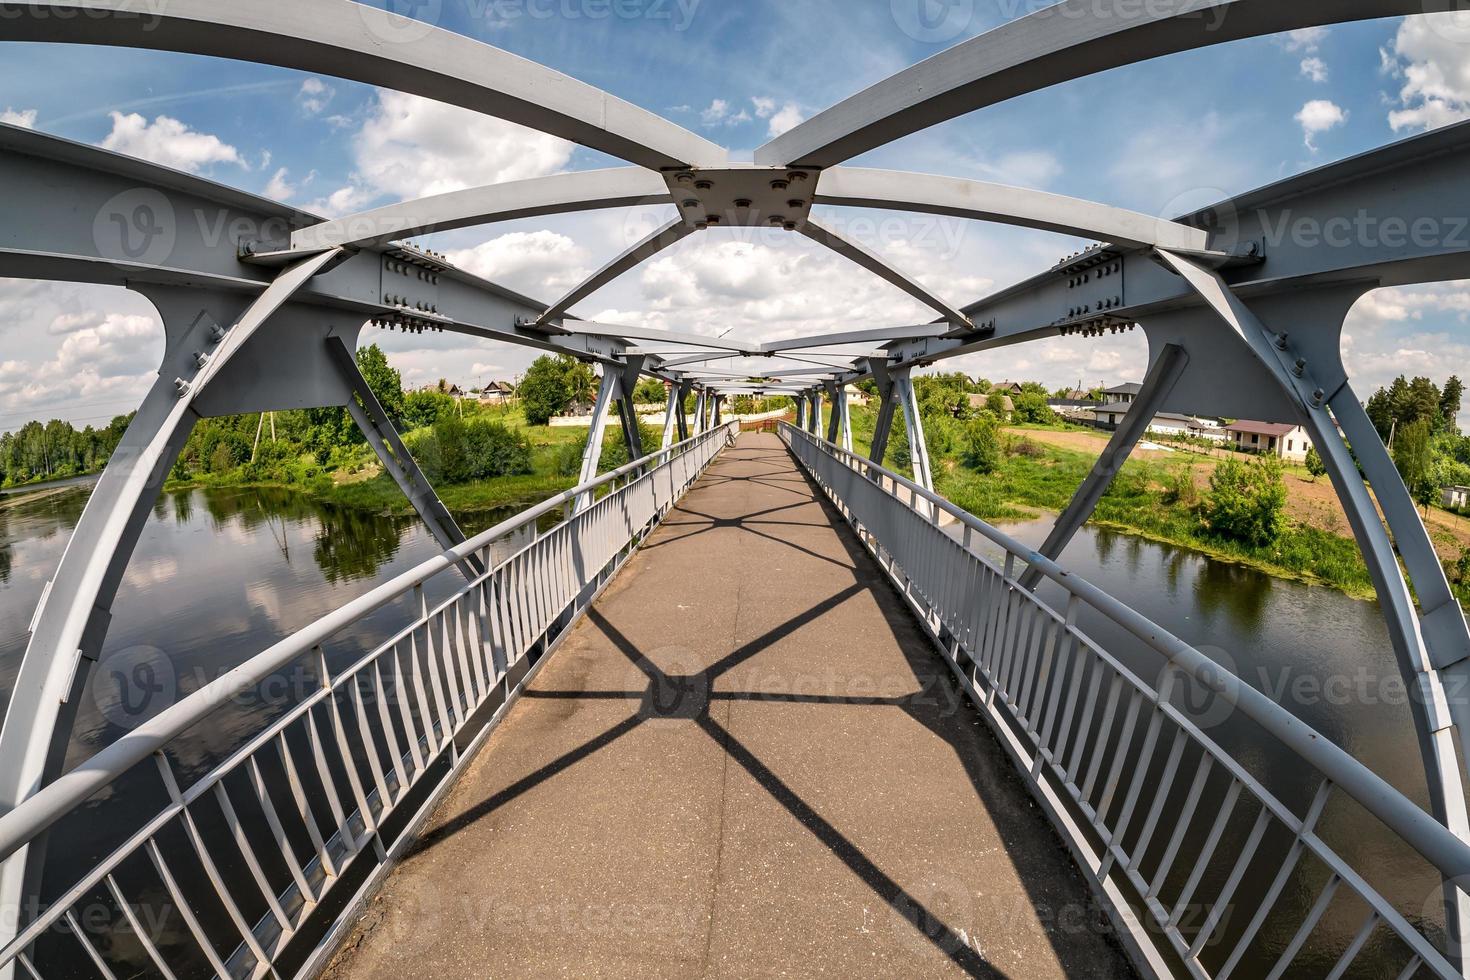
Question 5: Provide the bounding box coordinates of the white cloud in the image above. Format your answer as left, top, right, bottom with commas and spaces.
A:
1384, 13, 1470, 132
1300, 57, 1329, 83
1, 107, 36, 128
446, 230, 593, 297
319, 91, 574, 208
1280, 27, 1328, 53
297, 77, 335, 115
263, 167, 296, 202
701, 98, 730, 124
100, 112, 244, 172
766, 104, 805, 139
1294, 99, 1346, 150
751, 96, 776, 118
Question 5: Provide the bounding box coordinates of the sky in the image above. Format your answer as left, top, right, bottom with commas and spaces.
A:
2, 1, 1470, 432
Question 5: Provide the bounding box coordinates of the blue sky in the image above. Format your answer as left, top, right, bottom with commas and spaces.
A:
2, 1, 1469, 430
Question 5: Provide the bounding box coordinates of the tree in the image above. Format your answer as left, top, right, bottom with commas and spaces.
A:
1202, 455, 1287, 546
1012, 391, 1056, 425
961, 415, 1002, 473
1393, 417, 1436, 514
1442, 376, 1464, 434
1304, 445, 1326, 481
356, 344, 406, 428
633, 378, 667, 404
520, 355, 574, 425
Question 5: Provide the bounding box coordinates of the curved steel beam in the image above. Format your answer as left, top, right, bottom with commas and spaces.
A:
0, 0, 726, 170
758, 0, 1458, 167
798, 218, 971, 327
291, 169, 675, 252
533, 219, 698, 327
760, 323, 951, 353
816, 167, 1209, 252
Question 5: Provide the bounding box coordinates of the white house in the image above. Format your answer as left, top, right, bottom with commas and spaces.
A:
1225, 420, 1312, 461
1147, 413, 1227, 442
1444, 486, 1470, 511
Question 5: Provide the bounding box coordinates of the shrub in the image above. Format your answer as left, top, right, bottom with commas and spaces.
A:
1162, 467, 1198, 507
1202, 455, 1287, 546
1012, 391, 1056, 425
1305, 445, 1326, 480
961, 415, 1002, 473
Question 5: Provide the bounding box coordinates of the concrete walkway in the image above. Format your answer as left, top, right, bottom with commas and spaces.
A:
323, 433, 1135, 979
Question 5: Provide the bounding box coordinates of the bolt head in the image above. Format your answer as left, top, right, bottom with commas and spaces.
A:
694, 179, 714, 191
770, 179, 789, 192
787, 199, 805, 210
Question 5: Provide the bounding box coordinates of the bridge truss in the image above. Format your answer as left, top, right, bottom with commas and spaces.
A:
2, 0, 1470, 975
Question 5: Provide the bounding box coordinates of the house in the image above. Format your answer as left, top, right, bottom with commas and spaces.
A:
969, 392, 1015, 418
987, 380, 1026, 395
1444, 486, 1470, 511
1047, 398, 1101, 424
1102, 383, 1142, 406
477, 381, 517, 406
1225, 420, 1312, 461
843, 385, 870, 407
1147, 413, 1226, 442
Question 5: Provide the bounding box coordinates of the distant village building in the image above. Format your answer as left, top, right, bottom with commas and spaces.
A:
988, 381, 1026, 395
477, 381, 517, 406
1443, 486, 1470, 511
1147, 413, 1226, 442
844, 385, 870, 407
1095, 384, 1143, 430
969, 392, 1015, 418
1225, 420, 1312, 461
1047, 397, 1101, 424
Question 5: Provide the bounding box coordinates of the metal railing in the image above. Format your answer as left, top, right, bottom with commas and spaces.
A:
781, 422, 1470, 980
0, 422, 737, 980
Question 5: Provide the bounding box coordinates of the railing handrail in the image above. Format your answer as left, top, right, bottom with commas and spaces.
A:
779, 421, 1470, 884
0, 422, 737, 866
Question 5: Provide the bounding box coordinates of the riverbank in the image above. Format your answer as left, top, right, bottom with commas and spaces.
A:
844, 404, 1470, 604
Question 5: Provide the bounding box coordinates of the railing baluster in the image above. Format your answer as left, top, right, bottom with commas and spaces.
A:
1169, 778, 1243, 930
1186, 807, 1272, 958
1323, 912, 1381, 980
247, 756, 316, 904
1127, 728, 1189, 877
304, 708, 360, 856
1216, 782, 1334, 979
273, 733, 337, 879
1081, 673, 1124, 801
370, 660, 410, 800
146, 838, 235, 980
154, 757, 278, 974
1149, 753, 1213, 901
1093, 689, 1144, 823
105, 873, 180, 980
63, 910, 118, 980
212, 781, 292, 933
348, 670, 394, 813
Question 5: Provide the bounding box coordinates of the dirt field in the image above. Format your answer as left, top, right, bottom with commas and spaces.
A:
1008, 426, 1470, 563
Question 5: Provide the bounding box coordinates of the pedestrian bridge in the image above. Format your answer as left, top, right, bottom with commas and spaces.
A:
7, 1, 1470, 977
1, 424, 1466, 979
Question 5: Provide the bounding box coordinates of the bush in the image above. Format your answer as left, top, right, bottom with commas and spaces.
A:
1202, 455, 1287, 546
1305, 445, 1326, 480
961, 415, 1002, 473
1012, 391, 1056, 425
1162, 467, 1198, 507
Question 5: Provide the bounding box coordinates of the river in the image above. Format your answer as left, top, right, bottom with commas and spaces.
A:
0, 483, 1448, 973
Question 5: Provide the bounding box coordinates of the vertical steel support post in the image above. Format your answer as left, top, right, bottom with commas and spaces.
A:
810, 389, 825, 436
675, 383, 692, 443
574, 366, 620, 514
660, 385, 680, 449
895, 371, 933, 493
1018, 344, 1189, 590
694, 389, 708, 435
614, 356, 647, 462
823, 380, 842, 444
868, 359, 898, 466
1160, 250, 1470, 963
795, 394, 808, 431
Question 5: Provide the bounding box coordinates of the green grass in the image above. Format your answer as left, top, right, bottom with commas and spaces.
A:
837, 402, 1385, 599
